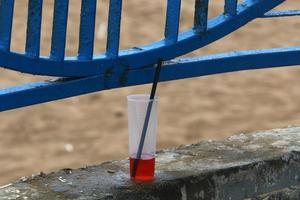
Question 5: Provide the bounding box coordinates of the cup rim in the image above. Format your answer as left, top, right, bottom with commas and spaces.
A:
127, 94, 159, 102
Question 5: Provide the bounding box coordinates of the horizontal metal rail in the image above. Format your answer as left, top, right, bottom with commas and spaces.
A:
1, 46, 300, 112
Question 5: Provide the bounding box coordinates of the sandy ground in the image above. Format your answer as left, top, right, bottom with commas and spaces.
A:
0, 0, 300, 185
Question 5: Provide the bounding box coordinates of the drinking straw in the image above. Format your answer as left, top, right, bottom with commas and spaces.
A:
131, 60, 163, 178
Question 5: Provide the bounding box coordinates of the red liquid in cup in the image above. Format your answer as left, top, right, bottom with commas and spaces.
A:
130, 155, 155, 181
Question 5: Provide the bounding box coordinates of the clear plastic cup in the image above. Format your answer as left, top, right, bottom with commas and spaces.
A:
127, 94, 158, 181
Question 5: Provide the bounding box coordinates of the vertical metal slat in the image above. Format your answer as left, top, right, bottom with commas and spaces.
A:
225, 0, 238, 16
50, 0, 69, 61
26, 0, 43, 58
78, 0, 97, 60
194, 0, 209, 33
106, 0, 122, 58
165, 0, 181, 44
0, 0, 15, 51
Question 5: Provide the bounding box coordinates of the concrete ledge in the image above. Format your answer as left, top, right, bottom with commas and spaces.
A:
1, 126, 300, 200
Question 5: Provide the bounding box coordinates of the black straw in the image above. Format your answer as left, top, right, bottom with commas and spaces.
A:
131, 60, 162, 178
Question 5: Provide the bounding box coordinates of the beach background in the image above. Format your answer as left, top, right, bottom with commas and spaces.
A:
0, 0, 299, 185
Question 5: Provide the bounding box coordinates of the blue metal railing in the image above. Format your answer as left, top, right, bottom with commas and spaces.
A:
25, 0, 43, 58
0, 0, 285, 77
0, 0, 14, 51
165, 0, 181, 44
50, 0, 69, 61
0, 0, 299, 112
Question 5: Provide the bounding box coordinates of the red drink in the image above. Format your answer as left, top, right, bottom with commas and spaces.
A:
130, 155, 155, 181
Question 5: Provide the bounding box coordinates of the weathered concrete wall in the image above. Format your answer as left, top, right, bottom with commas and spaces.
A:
1, 126, 300, 200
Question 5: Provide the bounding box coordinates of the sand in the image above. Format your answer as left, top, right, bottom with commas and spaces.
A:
0, 0, 300, 185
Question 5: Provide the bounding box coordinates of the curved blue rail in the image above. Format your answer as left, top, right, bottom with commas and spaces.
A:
1, 46, 300, 111
0, 0, 284, 77
1, 0, 299, 112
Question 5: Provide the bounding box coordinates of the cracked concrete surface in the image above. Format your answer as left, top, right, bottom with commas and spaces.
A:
1, 126, 300, 199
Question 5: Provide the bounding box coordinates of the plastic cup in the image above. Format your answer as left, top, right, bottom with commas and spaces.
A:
127, 94, 158, 181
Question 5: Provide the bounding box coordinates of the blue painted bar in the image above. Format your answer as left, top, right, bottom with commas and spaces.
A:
26, 0, 43, 58
224, 0, 238, 16
1, 46, 300, 112
106, 0, 123, 57
165, 0, 181, 43
0, 0, 284, 77
0, 0, 15, 51
262, 10, 300, 18
50, 0, 69, 61
194, 0, 209, 33
78, 0, 97, 60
